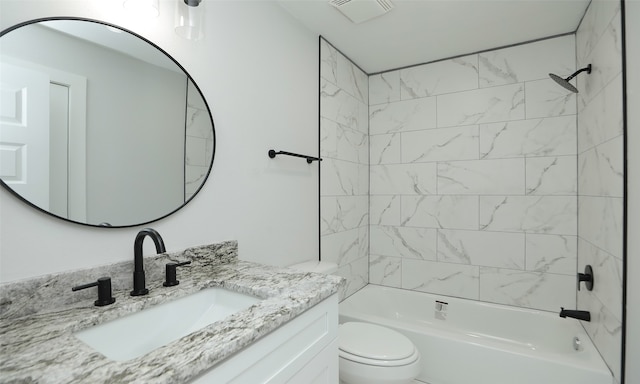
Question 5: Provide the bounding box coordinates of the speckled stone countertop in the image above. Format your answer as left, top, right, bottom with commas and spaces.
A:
0, 241, 344, 383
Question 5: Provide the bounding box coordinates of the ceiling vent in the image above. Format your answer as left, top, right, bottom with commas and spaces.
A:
329, 0, 394, 24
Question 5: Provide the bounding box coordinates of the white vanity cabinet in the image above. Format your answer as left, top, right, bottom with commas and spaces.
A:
191, 293, 339, 384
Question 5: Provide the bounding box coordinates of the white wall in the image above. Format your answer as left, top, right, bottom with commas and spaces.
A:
625, 0, 640, 382
0, 0, 319, 282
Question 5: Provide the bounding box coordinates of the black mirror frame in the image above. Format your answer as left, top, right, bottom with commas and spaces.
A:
0, 16, 216, 228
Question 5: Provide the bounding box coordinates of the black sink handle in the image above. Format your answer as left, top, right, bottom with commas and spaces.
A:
163, 261, 192, 287
72, 277, 116, 307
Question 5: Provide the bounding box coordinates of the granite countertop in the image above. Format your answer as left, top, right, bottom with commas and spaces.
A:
0, 241, 344, 383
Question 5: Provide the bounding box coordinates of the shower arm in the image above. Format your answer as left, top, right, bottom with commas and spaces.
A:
564, 64, 592, 82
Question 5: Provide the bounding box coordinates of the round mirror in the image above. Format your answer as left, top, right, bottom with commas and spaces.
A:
0, 18, 215, 227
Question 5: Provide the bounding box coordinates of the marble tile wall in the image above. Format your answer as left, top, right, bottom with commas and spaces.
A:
320, 38, 369, 299
575, 1, 624, 381
368, 35, 579, 312
185, 79, 214, 201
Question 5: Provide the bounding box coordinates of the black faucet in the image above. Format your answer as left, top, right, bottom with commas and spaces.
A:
560, 307, 591, 322
131, 228, 166, 296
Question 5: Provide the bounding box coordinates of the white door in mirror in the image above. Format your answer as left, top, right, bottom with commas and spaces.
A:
0, 63, 50, 208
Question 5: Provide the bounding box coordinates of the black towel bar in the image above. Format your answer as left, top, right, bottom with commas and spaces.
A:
268, 149, 322, 164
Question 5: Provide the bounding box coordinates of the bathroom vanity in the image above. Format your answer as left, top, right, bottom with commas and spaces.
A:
0, 241, 343, 383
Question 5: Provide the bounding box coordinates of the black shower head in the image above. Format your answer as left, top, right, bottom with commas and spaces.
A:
548, 64, 592, 93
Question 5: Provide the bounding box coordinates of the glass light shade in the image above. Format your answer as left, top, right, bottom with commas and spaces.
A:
123, 0, 160, 18
175, 0, 204, 40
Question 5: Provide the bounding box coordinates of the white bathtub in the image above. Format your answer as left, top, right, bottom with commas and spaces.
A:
339, 285, 613, 384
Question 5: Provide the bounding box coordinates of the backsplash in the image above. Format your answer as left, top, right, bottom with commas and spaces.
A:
576, 0, 624, 380
368, 34, 578, 312
319, 38, 369, 299
0, 241, 237, 321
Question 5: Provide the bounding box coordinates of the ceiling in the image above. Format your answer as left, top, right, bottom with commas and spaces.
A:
277, 0, 590, 74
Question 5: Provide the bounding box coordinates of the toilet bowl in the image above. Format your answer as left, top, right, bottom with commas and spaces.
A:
338, 322, 420, 384
288, 261, 421, 384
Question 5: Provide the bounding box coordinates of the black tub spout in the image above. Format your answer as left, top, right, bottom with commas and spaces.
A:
559, 307, 591, 322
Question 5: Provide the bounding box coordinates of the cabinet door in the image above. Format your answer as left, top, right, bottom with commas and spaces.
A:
286, 338, 338, 384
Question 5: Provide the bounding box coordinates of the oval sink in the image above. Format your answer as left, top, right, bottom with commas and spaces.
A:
74, 287, 261, 361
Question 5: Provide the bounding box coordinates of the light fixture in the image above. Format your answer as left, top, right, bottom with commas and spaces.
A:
123, 0, 160, 18
175, 0, 204, 40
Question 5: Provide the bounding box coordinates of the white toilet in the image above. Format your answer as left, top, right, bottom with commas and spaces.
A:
289, 261, 421, 384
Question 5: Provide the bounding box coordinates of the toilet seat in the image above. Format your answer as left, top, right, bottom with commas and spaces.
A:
339, 322, 419, 367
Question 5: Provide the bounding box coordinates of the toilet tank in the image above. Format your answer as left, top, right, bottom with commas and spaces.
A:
289, 260, 338, 275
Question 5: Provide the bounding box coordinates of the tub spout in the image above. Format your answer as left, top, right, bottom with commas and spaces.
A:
559, 307, 591, 322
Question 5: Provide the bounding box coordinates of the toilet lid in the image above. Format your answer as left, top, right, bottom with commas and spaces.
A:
339, 322, 416, 361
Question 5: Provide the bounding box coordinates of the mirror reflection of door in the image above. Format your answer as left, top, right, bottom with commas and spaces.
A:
1, 58, 88, 222
49, 82, 69, 218
0, 63, 50, 210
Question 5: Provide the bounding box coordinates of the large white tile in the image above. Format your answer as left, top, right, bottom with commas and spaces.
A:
322, 196, 367, 233
402, 259, 480, 300
358, 163, 369, 196
321, 79, 367, 132
577, 73, 623, 152
479, 35, 575, 87
321, 157, 359, 196
358, 226, 369, 259
399, 55, 478, 99
370, 163, 437, 195
437, 229, 525, 269
320, 196, 337, 235
185, 106, 212, 139
576, 0, 621, 64
370, 97, 437, 135
578, 136, 623, 197
479, 196, 577, 235
185, 165, 207, 197
401, 195, 479, 230
321, 228, 360, 267
401, 126, 479, 163
337, 255, 369, 300
370, 195, 401, 226
320, 38, 338, 84
370, 133, 401, 165
338, 53, 368, 104
525, 234, 577, 275
578, 292, 622, 380
369, 71, 401, 105
369, 255, 402, 288
525, 79, 577, 118
320, 117, 338, 159
437, 83, 525, 128
480, 115, 577, 159
578, 238, 623, 319
578, 196, 623, 258
437, 158, 525, 195
336, 125, 368, 164
479, 267, 576, 311
578, 10, 623, 106
370, 225, 437, 260
185, 136, 207, 167
526, 156, 577, 195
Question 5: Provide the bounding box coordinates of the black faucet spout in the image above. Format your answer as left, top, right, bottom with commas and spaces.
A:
559, 307, 591, 322
131, 228, 166, 296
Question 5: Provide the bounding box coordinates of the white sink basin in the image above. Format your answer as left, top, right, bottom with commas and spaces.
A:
74, 287, 261, 361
